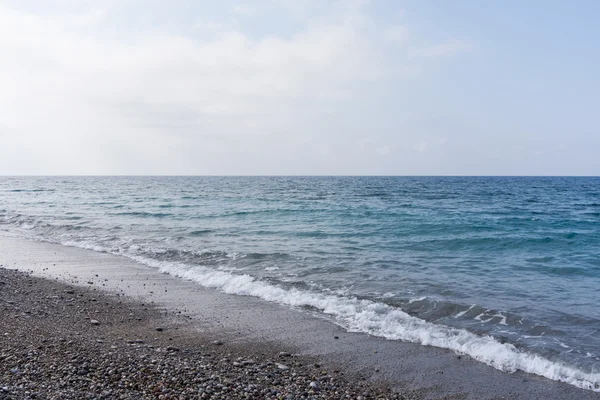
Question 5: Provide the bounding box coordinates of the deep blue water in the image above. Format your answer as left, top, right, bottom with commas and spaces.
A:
1, 176, 599, 390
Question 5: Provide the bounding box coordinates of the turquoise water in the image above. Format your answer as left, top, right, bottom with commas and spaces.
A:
1, 176, 599, 390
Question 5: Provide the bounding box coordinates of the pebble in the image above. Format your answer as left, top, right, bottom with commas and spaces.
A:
0, 267, 412, 400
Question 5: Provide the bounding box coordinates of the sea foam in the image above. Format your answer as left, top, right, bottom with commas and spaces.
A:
7, 233, 600, 392
124, 254, 600, 392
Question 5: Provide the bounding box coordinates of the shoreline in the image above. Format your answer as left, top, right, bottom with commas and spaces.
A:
0, 267, 402, 399
1, 234, 599, 399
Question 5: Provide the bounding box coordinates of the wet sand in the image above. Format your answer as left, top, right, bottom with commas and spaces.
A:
1, 234, 599, 399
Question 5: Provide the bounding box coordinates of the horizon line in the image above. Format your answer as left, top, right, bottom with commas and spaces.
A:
1, 175, 599, 178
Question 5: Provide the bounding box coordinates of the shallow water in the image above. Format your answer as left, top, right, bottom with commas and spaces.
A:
1, 176, 599, 390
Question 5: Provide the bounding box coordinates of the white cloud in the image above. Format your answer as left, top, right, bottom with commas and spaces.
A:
408, 38, 471, 59
0, 1, 470, 174
232, 4, 255, 16
382, 25, 408, 44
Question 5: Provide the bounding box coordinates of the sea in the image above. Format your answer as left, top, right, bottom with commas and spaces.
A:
1, 176, 599, 391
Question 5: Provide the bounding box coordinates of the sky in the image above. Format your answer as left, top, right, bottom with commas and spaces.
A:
0, 0, 598, 175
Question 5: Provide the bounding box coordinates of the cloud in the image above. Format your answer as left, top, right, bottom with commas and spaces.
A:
232, 5, 255, 16
382, 25, 408, 44
408, 38, 472, 59
0, 3, 381, 125
0, 1, 471, 174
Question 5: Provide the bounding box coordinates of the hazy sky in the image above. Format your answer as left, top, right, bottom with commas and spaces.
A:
1, 0, 598, 175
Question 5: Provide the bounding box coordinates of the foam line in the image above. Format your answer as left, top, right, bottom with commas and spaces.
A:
129, 255, 600, 392
4, 228, 600, 392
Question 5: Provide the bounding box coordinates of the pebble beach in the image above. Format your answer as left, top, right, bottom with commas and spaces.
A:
1, 235, 599, 400
0, 267, 416, 400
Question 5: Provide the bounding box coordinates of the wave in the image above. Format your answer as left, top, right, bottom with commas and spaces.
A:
2, 204, 600, 392
189, 229, 214, 236
191, 208, 325, 220
122, 246, 233, 266
407, 236, 559, 251
129, 256, 599, 392
6, 189, 55, 193
0, 214, 90, 233
33, 235, 600, 392
113, 211, 174, 218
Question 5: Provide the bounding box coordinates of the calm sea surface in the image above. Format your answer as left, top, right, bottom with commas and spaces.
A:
1, 176, 599, 390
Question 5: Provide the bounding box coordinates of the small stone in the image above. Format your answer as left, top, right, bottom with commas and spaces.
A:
278, 352, 291, 357
90, 319, 100, 325
155, 327, 164, 332
212, 340, 224, 346
309, 381, 319, 390
276, 363, 289, 370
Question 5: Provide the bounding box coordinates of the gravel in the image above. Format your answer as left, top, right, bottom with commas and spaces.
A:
0, 268, 421, 400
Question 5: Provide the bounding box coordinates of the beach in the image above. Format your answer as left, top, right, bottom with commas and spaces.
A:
2, 0, 599, 395
0, 266, 403, 400
1, 235, 599, 399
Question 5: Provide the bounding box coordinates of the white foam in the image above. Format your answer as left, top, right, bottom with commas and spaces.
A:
23, 236, 600, 393
454, 304, 475, 318
474, 313, 494, 323
408, 296, 427, 304
62, 239, 109, 254
128, 255, 600, 392
494, 313, 508, 326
